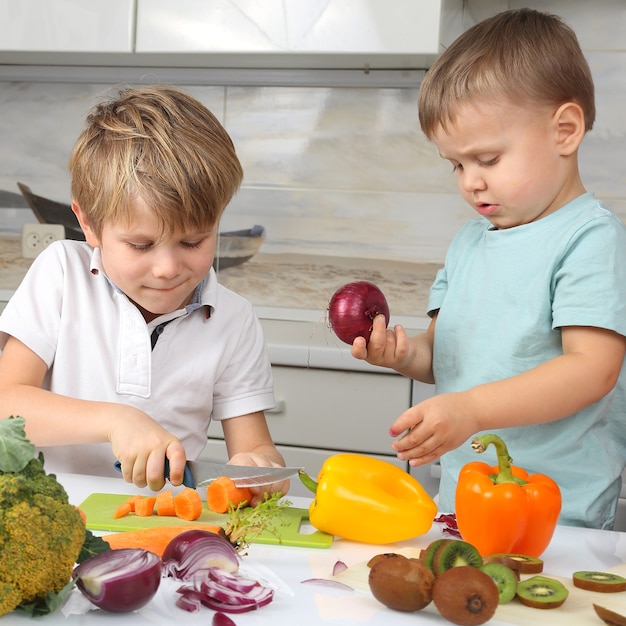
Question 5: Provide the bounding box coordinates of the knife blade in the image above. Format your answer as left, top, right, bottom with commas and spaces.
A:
114, 459, 303, 489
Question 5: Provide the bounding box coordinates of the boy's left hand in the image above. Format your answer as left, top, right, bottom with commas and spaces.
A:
227, 452, 290, 506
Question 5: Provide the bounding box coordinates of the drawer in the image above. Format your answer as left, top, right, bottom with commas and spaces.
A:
200, 439, 408, 499
264, 365, 412, 455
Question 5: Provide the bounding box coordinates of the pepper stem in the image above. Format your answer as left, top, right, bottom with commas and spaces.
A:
298, 469, 318, 494
471, 434, 526, 485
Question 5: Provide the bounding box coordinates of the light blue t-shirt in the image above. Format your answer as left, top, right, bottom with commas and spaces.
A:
428, 193, 626, 529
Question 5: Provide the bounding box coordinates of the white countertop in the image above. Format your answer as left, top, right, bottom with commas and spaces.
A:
2, 472, 626, 625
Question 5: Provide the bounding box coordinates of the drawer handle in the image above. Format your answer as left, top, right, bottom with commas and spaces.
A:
266, 400, 285, 414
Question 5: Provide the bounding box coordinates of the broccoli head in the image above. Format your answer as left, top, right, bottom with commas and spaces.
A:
0, 418, 86, 616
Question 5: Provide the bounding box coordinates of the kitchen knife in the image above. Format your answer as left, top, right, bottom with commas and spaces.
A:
114, 459, 302, 489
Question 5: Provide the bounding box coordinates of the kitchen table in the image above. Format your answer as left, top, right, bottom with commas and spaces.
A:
3, 472, 626, 625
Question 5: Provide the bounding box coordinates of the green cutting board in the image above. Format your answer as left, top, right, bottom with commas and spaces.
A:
79, 493, 333, 549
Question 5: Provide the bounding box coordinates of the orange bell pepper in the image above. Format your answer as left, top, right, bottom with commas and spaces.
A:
455, 434, 561, 557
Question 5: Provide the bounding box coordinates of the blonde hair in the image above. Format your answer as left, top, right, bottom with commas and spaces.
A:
418, 8, 595, 138
69, 85, 243, 238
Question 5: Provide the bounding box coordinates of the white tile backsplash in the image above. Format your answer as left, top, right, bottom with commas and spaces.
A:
0, 0, 625, 311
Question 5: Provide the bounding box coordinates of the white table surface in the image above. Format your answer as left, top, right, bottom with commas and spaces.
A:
3, 472, 626, 625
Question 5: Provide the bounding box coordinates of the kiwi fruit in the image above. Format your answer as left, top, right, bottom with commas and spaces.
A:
421, 539, 453, 572
432, 540, 483, 576
573, 571, 626, 593
368, 554, 434, 612
486, 552, 544, 574
432, 565, 499, 625
516, 575, 569, 609
479, 562, 517, 604
366, 553, 402, 568
593, 603, 626, 626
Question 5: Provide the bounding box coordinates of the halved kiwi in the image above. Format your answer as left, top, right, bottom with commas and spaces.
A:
432, 540, 483, 576
421, 539, 453, 572
516, 575, 569, 609
432, 565, 499, 625
479, 562, 517, 604
573, 571, 626, 593
593, 603, 626, 626
486, 552, 544, 574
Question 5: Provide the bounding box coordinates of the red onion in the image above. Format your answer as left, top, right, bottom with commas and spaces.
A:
213, 613, 237, 626
328, 281, 390, 344
176, 566, 274, 614
162, 529, 241, 581
72, 548, 161, 612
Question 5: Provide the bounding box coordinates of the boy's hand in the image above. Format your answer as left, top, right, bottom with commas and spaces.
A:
110, 407, 186, 491
351, 315, 412, 369
227, 451, 290, 506
389, 392, 480, 466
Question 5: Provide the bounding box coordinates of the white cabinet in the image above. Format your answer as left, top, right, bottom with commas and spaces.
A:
0, 0, 134, 52
201, 364, 414, 497
135, 0, 457, 69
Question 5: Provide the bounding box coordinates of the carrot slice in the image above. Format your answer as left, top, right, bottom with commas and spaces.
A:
102, 524, 223, 557
113, 501, 133, 519
206, 476, 253, 514
125, 495, 144, 512
155, 489, 176, 516
174, 487, 203, 521
134, 495, 156, 517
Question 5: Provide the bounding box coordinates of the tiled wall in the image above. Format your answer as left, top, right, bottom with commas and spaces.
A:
0, 0, 624, 266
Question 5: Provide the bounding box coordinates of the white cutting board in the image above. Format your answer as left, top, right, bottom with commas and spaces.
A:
333, 548, 626, 625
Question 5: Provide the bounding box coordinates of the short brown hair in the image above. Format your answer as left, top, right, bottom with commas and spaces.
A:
418, 8, 595, 138
69, 84, 243, 238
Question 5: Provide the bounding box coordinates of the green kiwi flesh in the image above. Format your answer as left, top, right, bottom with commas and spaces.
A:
516, 575, 569, 609
573, 571, 626, 593
421, 539, 453, 572
432, 565, 499, 625
593, 603, 626, 626
479, 562, 517, 604
432, 540, 483, 576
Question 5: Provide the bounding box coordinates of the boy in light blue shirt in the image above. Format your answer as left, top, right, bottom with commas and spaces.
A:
352, 8, 626, 528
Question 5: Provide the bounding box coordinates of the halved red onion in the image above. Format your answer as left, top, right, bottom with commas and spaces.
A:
72, 548, 161, 612
328, 281, 390, 344
162, 529, 240, 581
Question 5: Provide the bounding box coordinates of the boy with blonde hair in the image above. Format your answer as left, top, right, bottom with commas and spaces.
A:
354, 9, 626, 528
0, 85, 287, 500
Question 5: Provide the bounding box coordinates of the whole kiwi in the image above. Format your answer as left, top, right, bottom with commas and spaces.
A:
368, 554, 435, 612
432, 565, 499, 625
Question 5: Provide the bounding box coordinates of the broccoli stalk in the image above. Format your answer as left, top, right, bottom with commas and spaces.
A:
0, 416, 99, 616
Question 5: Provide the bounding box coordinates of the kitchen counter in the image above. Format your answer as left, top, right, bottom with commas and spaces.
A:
2, 472, 625, 625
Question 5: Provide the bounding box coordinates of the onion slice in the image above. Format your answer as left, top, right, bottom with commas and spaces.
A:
72, 548, 161, 613
332, 560, 348, 576
176, 566, 274, 614
301, 578, 354, 592
162, 529, 241, 581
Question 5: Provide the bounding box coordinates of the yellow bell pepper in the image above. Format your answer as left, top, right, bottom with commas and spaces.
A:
299, 453, 437, 544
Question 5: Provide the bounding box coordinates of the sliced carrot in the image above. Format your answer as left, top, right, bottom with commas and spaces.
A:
155, 489, 176, 516
125, 495, 144, 512
113, 501, 133, 519
206, 476, 253, 514
102, 524, 223, 557
134, 495, 156, 517
174, 487, 203, 521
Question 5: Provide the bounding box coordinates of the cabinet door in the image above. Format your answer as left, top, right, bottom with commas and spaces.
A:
200, 439, 408, 499
0, 0, 134, 52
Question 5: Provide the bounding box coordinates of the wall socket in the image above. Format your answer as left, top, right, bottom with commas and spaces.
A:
21, 223, 65, 259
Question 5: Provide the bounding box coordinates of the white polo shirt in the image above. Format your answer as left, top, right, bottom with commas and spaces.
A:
0, 240, 275, 477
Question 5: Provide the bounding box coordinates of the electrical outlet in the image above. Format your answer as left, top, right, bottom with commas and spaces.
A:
21, 223, 65, 259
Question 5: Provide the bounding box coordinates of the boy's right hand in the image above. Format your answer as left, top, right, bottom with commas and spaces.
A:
351, 314, 412, 370
109, 407, 186, 491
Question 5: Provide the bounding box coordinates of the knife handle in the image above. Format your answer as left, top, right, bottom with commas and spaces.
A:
113, 460, 196, 489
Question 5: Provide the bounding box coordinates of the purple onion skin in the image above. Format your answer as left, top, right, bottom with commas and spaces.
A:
328, 281, 390, 345
73, 548, 161, 613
